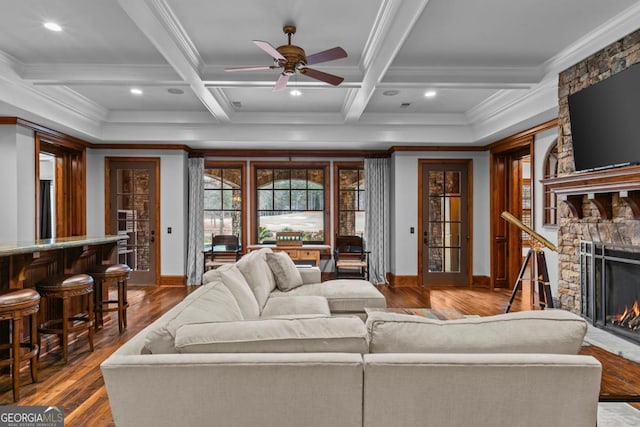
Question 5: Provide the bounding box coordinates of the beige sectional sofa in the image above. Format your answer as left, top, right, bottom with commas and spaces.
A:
101, 248, 601, 427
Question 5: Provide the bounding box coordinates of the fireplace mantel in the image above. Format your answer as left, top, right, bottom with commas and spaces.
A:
542, 164, 640, 219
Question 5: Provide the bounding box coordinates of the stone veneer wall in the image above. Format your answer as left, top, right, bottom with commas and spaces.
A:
556, 29, 640, 313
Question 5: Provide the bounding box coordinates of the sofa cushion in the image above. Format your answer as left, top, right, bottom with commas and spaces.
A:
175, 316, 369, 354
237, 248, 277, 311
270, 279, 386, 313
143, 282, 243, 354
261, 296, 331, 318
366, 309, 587, 354
202, 264, 260, 320
266, 251, 304, 291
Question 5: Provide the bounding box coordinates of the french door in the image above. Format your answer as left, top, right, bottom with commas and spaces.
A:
106, 158, 160, 285
419, 160, 472, 287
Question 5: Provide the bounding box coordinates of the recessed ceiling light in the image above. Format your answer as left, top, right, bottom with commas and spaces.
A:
424, 90, 437, 98
290, 89, 302, 97
167, 88, 184, 95
130, 88, 143, 95
382, 90, 399, 96
43, 22, 62, 32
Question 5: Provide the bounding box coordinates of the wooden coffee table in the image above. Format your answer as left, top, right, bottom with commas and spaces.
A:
365, 307, 470, 320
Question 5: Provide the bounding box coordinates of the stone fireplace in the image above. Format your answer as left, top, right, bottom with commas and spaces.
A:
580, 241, 640, 343
543, 29, 640, 324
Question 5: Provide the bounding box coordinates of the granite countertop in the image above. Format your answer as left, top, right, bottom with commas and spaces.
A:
0, 235, 127, 256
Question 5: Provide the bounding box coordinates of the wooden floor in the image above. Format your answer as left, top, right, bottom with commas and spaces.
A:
1, 284, 639, 425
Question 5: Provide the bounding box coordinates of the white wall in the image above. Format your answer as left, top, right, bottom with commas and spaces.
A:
534, 128, 559, 296
0, 125, 35, 242
390, 151, 491, 278
86, 149, 188, 277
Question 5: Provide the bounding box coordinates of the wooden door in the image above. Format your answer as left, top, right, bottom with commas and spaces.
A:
419, 160, 471, 287
490, 145, 531, 289
106, 158, 160, 285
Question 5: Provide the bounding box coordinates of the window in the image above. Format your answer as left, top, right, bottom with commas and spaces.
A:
334, 162, 365, 237
252, 162, 329, 244
204, 162, 245, 251
543, 140, 559, 226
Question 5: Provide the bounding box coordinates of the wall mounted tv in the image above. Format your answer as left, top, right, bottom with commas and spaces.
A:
568, 62, 640, 172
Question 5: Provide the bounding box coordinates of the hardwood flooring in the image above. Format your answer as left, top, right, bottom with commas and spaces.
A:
1, 284, 639, 425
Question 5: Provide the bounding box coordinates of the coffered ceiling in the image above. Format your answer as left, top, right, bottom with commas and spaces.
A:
0, 0, 638, 150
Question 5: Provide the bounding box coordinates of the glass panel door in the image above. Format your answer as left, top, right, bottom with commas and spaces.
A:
109, 159, 158, 285
422, 162, 470, 286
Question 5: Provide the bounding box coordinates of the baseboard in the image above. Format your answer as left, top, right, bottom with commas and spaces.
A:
159, 275, 186, 287
387, 273, 419, 287
472, 275, 490, 288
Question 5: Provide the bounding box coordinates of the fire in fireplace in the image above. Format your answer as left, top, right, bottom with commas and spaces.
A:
611, 301, 640, 331
581, 241, 640, 343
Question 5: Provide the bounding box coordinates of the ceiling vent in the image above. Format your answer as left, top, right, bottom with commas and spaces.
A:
400, 102, 411, 109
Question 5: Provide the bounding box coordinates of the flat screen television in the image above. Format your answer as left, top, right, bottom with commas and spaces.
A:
568, 62, 640, 172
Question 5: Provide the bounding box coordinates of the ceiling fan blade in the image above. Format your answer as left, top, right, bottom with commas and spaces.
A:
224, 65, 277, 72
273, 73, 291, 92
253, 40, 286, 61
300, 68, 344, 86
305, 47, 347, 65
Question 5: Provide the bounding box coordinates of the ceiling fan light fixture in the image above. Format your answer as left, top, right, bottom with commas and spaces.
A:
43, 22, 62, 32
424, 90, 437, 98
290, 89, 302, 97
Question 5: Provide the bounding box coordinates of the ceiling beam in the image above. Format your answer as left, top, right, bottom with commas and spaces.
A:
117, 0, 232, 122
342, 0, 431, 123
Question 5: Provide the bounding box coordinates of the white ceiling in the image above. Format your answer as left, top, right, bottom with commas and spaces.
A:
0, 0, 638, 150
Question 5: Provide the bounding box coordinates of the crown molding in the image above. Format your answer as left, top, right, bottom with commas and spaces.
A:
36, 86, 108, 123
541, 2, 640, 78
470, 78, 558, 144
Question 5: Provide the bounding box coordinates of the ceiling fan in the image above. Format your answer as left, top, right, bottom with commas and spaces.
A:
225, 25, 347, 92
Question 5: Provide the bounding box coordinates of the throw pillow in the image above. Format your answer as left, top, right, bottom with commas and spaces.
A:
266, 251, 304, 291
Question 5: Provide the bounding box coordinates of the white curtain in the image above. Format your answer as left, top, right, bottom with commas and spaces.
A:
186, 157, 204, 285
364, 157, 390, 285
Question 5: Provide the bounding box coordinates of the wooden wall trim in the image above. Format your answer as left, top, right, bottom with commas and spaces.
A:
386, 273, 418, 287
472, 275, 490, 288
159, 275, 186, 287
2, 116, 91, 148
193, 148, 385, 158
388, 145, 484, 154
94, 143, 191, 151
485, 119, 558, 153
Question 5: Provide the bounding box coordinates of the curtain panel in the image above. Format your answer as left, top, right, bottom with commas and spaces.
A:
364, 157, 390, 284
186, 158, 204, 285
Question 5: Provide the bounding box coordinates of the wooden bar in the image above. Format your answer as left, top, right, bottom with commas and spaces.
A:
0, 235, 127, 347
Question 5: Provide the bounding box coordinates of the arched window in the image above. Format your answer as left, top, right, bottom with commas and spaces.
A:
542, 139, 559, 226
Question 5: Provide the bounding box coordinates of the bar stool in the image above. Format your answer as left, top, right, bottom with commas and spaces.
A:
87, 264, 131, 333
0, 289, 40, 401
36, 274, 94, 364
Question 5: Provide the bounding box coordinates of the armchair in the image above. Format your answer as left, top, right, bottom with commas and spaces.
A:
334, 235, 369, 281
204, 234, 241, 272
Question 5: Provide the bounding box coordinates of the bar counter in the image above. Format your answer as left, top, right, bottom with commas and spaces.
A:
0, 235, 127, 290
